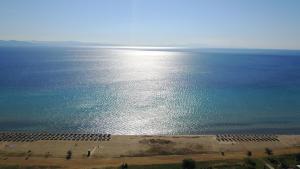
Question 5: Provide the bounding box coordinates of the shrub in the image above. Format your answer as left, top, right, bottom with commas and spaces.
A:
247, 151, 252, 157
245, 158, 256, 169
182, 159, 196, 169
267, 157, 278, 165
265, 148, 273, 155
66, 150, 72, 160
296, 153, 300, 163
280, 160, 288, 169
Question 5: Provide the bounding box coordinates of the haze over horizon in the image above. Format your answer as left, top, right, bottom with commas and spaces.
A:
1, 0, 300, 49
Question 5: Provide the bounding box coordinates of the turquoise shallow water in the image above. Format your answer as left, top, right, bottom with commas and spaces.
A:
0, 46, 300, 134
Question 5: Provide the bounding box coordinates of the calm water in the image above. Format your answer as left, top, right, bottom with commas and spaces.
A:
1, 46, 300, 134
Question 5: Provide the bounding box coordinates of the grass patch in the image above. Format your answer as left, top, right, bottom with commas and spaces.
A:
103, 160, 246, 169
103, 155, 300, 169
0, 165, 61, 169
127, 139, 204, 157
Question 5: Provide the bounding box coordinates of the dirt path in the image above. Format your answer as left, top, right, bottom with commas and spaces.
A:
1, 147, 300, 169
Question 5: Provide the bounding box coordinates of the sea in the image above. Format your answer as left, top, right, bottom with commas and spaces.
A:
0, 46, 300, 134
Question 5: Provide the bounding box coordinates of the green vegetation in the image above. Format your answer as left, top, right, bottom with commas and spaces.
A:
104, 153, 300, 169
265, 153, 300, 169
66, 150, 72, 160
182, 159, 196, 169
0, 165, 61, 169
265, 148, 273, 156
244, 159, 256, 169
296, 153, 300, 163
104, 160, 246, 169
1, 154, 299, 169
247, 151, 252, 157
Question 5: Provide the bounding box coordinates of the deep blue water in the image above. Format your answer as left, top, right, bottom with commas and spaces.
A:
1, 46, 300, 134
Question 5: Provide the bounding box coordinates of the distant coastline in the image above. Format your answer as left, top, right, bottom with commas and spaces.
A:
1, 40, 300, 51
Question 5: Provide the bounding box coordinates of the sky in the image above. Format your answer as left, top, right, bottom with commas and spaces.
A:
0, 0, 300, 49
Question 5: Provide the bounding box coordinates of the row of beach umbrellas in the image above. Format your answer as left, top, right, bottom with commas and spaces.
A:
0, 132, 111, 142
216, 134, 279, 142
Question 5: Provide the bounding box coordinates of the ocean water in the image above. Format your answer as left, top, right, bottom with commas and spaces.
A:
0, 46, 300, 134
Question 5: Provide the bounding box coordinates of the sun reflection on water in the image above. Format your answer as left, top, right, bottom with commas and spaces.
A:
91, 48, 182, 134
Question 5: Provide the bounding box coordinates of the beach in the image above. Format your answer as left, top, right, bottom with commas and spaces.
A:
1, 47, 300, 168
1, 0, 300, 168
1, 134, 300, 168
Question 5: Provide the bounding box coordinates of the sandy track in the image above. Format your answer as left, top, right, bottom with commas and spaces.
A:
0, 135, 300, 169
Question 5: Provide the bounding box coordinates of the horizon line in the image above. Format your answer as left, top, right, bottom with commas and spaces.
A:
0, 39, 300, 51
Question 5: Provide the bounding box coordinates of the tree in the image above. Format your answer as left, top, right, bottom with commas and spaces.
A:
280, 160, 288, 169
247, 151, 252, 157
182, 159, 196, 169
296, 153, 300, 163
245, 159, 256, 169
268, 157, 278, 165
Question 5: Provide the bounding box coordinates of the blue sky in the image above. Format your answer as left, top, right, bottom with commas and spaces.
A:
0, 0, 300, 49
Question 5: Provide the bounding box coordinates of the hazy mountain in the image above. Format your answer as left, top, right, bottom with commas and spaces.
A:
0, 40, 115, 47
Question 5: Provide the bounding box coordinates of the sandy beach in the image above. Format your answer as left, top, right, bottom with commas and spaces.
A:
1, 134, 300, 169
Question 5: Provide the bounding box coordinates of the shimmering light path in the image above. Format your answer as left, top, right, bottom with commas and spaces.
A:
1, 46, 300, 134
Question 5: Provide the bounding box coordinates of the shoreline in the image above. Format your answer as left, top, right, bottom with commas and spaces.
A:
2, 127, 300, 135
